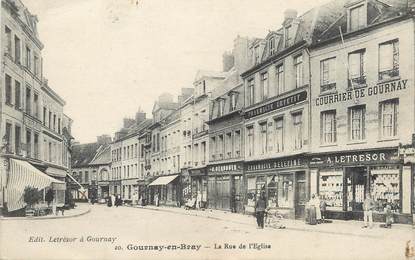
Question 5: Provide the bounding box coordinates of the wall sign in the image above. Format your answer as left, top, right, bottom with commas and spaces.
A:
208, 163, 242, 173
245, 91, 307, 119
309, 150, 400, 167
245, 157, 305, 172
315, 79, 408, 106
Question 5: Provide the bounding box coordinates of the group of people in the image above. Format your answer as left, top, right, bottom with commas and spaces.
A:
106, 194, 122, 207
306, 194, 327, 225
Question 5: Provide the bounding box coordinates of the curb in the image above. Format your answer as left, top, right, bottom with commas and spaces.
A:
0, 207, 91, 221
130, 205, 406, 239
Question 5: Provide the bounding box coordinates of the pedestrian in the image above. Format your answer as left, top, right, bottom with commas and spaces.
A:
154, 193, 159, 207
196, 191, 202, 209
362, 193, 375, 228
106, 195, 112, 207
381, 203, 393, 228
111, 194, 116, 208
116, 194, 122, 207
306, 194, 317, 225
314, 194, 322, 224
320, 195, 327, 223
255, 192, 267, 229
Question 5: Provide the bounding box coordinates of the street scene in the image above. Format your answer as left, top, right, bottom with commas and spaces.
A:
1, 0, 415, 259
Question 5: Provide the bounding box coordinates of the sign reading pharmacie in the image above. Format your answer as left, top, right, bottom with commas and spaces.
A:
315, 79, 408, 106
245, 156, 306, 172
309, 149, 400, 167
245, 90, 307, 119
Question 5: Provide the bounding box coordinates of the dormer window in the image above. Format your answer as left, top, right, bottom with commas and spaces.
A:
229, 92, 238, 112
218, 98, 225, 117
269, 37, 275, 55
254, 45, 260, 64
285, 25, 292, 47
348, 3, 366, 32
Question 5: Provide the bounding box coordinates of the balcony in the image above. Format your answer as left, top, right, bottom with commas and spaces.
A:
378, 68, 399, 81
235, 150, 240, 157
348, 75, 367, 89
320, 83, 336, 93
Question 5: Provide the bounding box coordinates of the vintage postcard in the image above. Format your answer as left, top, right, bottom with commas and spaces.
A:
0, 0, 415, 259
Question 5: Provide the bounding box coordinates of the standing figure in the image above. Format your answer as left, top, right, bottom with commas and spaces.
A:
319, 195, 327, 223
314, 194, 321, 224
362, 193, 375, 228
255, 192, 267, 229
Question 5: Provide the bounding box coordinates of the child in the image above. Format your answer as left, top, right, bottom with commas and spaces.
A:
384, 204, 393, 228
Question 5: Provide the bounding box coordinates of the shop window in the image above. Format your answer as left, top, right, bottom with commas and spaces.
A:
319, 170, 343, 211
346, 167, 368, 211
378, 39, 399, 80
379, 99, 398, 139
267, 176, 278, 208
277, 175, 294, 208
370, 166, 400, 213
321, 110, 336, 144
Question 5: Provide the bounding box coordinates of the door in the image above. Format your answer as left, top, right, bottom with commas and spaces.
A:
295, 172, 307, 219
232, 175, 244, 213
207, 176, 216, 209
345, 167, 368, 211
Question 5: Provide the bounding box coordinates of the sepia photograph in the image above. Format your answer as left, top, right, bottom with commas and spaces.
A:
0, 0, 415, 259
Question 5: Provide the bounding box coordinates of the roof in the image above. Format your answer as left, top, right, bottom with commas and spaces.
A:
71, 142, 101, 168
194, 70, 228, 82
89, 144, 111, 166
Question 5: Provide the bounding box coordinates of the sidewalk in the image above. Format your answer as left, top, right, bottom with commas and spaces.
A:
0, 203, 91, 221
130, 204, 414, 239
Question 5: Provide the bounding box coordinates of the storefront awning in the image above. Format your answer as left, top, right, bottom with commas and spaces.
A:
148, 175, 179, 186
45, 167, 68, 178
6, 159, 65, 211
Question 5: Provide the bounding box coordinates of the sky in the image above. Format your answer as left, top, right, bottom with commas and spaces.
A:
22, 0, 330, 143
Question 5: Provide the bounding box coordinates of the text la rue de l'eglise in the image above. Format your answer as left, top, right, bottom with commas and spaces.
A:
315, 79, 408, 106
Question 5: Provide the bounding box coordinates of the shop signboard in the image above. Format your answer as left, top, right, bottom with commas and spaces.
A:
245, 156, 306, 172
208, 162, 243, 175
309, 149, 400, 167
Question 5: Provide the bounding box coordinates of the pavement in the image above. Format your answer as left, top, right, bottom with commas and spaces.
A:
128, 204, 414, 239
0, 202, 91, 221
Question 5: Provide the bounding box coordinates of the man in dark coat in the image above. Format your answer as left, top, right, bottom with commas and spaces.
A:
255, 192, 267, 229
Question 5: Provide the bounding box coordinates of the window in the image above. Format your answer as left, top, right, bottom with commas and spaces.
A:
58, 118, 61, 134
254, 45, 260, 64
285, 25, 292, 47
348, 49, 366, 87
201, 142, 206, 163
34, 54, 39, 76
247, 79, 255, 106
349, 106, 365, 141
292, 112, 303, 149
53, 114, 56, 131
43, 107, 47, 125
218, 99, 225, 117
379, 99, 398, 138
25, 87, 31, 114
234, 130, 241, 157
247, 126, 254, 157
349, 4, 365, 32
269, 37, 275, 55
33, 93, 39, 118
26, 46, 31, 70
14, 35, 21, 63
225, 132, 232, 158
320, 57, 336, 93
274, 117, 284, 152
218, 135, 224, 159
15, 81, 21, 109
276, 64, 284, 95
259, 122, 267, 154
260, 72, 269, 101
210, 137, 216, 160
5, 26, 12, 55
15, 125, 21, 155
34, 133, 39, 159
229, 93, 237, 112
321, 110, 337, 144
294, 55, 303, 88
26, 130, 31, 158
5, 74, 12, 105
379, 40, 399, 80
5, 123, 12, 153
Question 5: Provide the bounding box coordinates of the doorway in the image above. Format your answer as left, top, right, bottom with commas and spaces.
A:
295, 172, 306, 219
345, 167, 368, 211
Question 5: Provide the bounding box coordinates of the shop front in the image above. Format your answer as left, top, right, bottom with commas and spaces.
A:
148, 174, 180, 207
244, 156, 308, 219
98, 181, 109, 200
189, 168, 208, 208
207, 162, 244, 213
309, 148, 412, 224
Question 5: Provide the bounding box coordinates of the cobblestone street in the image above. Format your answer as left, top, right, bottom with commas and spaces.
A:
1, 204, 413, 260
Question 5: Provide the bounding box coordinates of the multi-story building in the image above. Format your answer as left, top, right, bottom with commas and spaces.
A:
240, 5, 335, 218
206, 36, 252, 212
308, 0, 415, 223
0, 0, 71, 215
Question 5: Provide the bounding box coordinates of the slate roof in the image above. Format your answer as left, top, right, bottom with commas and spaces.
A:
89, 144, 111, 166
71, 142, 101, 168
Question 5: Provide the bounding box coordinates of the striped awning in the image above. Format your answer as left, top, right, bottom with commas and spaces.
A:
148, 175, 179, 186
6, 159, 65, 212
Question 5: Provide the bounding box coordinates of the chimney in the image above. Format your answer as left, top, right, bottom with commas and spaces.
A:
222, 51, 234, 72
135, 111, 146, 125
284, 9, 297, 21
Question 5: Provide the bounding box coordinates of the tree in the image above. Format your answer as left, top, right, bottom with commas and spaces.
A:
23, 186, 42, 209
45, 189, 54, 206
